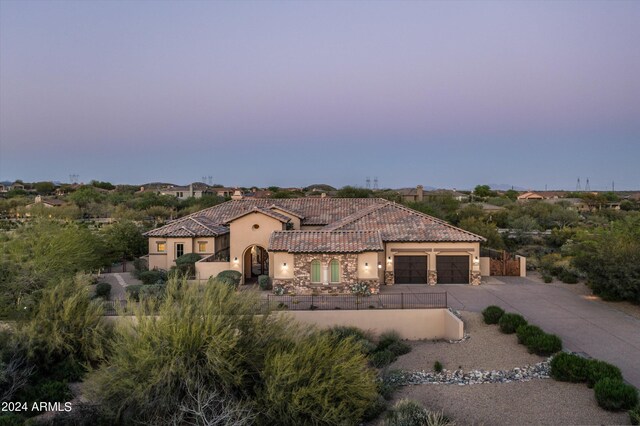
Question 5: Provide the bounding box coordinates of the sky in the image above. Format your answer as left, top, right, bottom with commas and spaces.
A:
1, 0, 639, 190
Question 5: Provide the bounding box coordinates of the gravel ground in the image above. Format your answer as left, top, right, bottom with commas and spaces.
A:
389, 311, 544, 372
394, 380, 629, 426
383, 311, 629, 426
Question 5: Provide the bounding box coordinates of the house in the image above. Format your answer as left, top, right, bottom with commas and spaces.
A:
158, 183, 213, 199
396, 185, 425, 203
425, 189, 470, 202
145, 198, 485, 294
517, 192, 544, 201
25, 195, 66, 209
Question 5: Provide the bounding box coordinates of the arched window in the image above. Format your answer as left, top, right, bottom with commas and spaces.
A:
330, 259, 340, 283
311, 260, 321, 283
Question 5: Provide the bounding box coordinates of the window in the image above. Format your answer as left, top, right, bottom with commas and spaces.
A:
330, 259, 340, 283
198, 241, 207, 252
156, 241, 166, 252
176, 243, 184, 258
311, 260, 321, 283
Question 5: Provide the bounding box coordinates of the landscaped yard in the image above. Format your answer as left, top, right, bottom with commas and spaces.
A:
378, 312, 630, 425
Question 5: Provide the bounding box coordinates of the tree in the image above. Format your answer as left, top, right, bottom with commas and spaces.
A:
458, 217, 505, 249
68, 186, 105, 208
33, 181, 55, 194
504, 189, 519, 201
572, 214, 640, 302
336, 186, 373, 198
103, 221, 148, 262
473, 185, 495, 198
91, 180, 115, 191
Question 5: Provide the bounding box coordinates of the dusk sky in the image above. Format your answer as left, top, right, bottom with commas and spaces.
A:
1, 1, 639, 190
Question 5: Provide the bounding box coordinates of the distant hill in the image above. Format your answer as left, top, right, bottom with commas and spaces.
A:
304, 184, 337, 192
487, 183, 527, 191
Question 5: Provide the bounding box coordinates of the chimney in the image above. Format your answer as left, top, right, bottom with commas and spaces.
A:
417, 185, 424, 202
189, 183, 194, 198
321, 192, 326, 198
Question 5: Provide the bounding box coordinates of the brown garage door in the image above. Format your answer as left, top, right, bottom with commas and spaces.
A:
436, 255, 469, 284
394, 256, 427, 284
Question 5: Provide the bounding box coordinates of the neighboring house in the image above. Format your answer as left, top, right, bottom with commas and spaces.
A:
145, 198, 485, 294
517, 191, 544, 201
159, 183, 213, 199
425, 189, 470, 202
24, 196, 66, 215
396, 185, 425, 203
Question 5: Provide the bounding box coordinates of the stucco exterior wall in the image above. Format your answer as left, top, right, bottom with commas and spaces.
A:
195, 261, 231, 281
282, 308, 463, 340
384, 241, 480, 284
357, 251, 380, 279
273, 252, 295, 279
480, 257, 490, 276
228, 212, 285, 282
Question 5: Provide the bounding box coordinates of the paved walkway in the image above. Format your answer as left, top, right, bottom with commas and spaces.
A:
97, 272, 142, 301
382, 277, 640, 388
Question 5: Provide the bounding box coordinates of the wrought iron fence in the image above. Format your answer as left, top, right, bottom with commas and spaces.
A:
262, 292, 447, 312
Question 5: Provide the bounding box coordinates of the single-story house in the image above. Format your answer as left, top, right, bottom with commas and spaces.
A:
144, 198, 485, 294
396, 185, 425, 203
25, 195, 66, 209
517, 192, 544, 201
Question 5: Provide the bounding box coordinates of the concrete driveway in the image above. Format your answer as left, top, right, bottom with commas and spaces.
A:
382, 277, 640, 389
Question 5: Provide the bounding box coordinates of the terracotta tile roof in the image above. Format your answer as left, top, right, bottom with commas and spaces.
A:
223, 206, 291, 224
323, 202, 485, 242
269, 231, 383, 253
144, 216, 230, 238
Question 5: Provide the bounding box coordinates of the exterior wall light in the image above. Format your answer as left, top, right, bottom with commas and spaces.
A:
233, 257, 239, 264
282, 262, 287, 268
364, 262, 369, 269
387, 256, 392, 263
473, 256, 479, 265
378, 262, 382, 269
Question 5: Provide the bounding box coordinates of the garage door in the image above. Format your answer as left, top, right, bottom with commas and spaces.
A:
436, 255, 469, 284
394, 256, 427, 284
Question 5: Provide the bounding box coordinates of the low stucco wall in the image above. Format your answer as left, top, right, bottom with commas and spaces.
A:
281, 308, 463, 340
195, 261, 231, 280
517, 255, 527, 277
480, 257, 490, 276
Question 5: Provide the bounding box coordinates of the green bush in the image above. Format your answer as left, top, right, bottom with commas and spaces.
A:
216, 270, 242, 287
363, 396, 388, 423
370, 350, 397, 368
558, 269, 579, 284
376, 331, 404, 352
258, 275, 272, 290
133, 257, 148, 275
260, 331, 378, 425
527, 333, 562, 356
629, 404, 640, 425
95, 282, 111, 299
138, 270, 167, 285
434, 361, 443, 373
17, 380, 73, 408
378, 369, 405, 400
587, 360, 623, 388
594, 378, 638, 411
543, 275, 553, 283
386, 341, 412, 357
175, 253, 201, 277
138, 284, 166, 300
516, 324, 544, 345
328, 326, 375, 355
482, 305, 505, 324
498, 313, 527, 334
550, 352, 589, 382
384, 399, 429, 426
125, 284, 143, 302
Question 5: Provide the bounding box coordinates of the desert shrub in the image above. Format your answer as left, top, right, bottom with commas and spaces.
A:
133, 257, 148, 275
363, 396, 388, 422
384, 399, 429, 426
216, 270, 242, 287
273, 285, 285, 295
138, 269, 167, 285
629, 405, 640, 425
260, 331, 378, 425
516, 324, 544, 345
258, 275, 272, 290
22, 380, 72, 404
19, 275, 110, 380
558, 268, 579, 284
550, 352, 589, 382
87, 277, 377, 425
327, 326, 376, 355
43, 403, 114, 426
376, 331, 404, 352
434, 361, 443, 373
378, 369, 406, 400
498, 313, 527, 334
586, 360, 623, 388
370, 350, 397, 368
482, 305, 505, 324
543, 275, 553, 283
527, 333, 562, 356
138, 284, 166, 300
386, 341, 412, 357
95, 282, 111, 299
125, 284, 143, 302
175, 253, 201, 277
594, 378, 638, 411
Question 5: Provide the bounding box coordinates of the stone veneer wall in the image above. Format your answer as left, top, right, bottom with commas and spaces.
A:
384, 271, 394, 285
428, 270, 437, 285
471, 270, 481, 285
272, 253, 380, 295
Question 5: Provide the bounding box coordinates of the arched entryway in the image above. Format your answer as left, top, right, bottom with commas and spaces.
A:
243, 245, 269, 284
